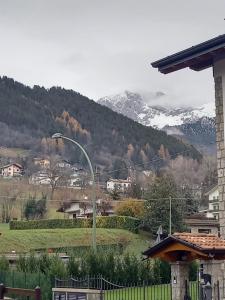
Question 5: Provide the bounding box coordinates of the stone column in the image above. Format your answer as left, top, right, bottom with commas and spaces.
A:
201, 260, 224, 300
170, 261, 189, 300
213, 59, 225, 238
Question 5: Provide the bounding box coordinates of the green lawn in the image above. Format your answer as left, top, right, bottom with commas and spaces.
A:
105, 282, 198, 300
105, 284, 171, 300
0, 224, 149, 254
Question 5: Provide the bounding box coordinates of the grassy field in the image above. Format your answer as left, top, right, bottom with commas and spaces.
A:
0, 224, 149, 254
0, 147, 30, 158
105, 282, 198, 300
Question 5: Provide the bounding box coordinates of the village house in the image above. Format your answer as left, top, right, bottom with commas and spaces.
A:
0, 163, 23, 177
184, 213, 219, 236
33, 157, 50, 169
29, 171, 51, 185
205, 184, 219, 220
106, 178, 131, 192
57, 199, 114, 219
184, 185, 220, 235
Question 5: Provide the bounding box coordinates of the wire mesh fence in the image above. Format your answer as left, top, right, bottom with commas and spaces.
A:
0, 270, 52, 300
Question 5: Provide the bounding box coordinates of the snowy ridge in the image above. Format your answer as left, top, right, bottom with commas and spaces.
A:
98, 91, 215, 129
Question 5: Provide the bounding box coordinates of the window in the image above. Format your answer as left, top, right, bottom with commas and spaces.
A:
198, 229, 211, 234
213, 205, 219, 211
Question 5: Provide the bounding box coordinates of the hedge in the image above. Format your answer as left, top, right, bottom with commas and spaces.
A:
9, 216, 141, 233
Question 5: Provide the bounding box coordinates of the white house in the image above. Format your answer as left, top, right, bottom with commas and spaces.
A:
106, 178, 132, 192
205, 185, 219, 220
29, 171, 51, 185
58, 199, 114, 219
1, 163, 23, 177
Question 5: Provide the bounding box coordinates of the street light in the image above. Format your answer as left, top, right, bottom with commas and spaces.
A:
52, 133, 96, 251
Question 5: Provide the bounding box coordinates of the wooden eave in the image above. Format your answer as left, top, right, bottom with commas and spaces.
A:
151, 34, 225, 74
149, 241, 209, 262
143, 235, 225, 262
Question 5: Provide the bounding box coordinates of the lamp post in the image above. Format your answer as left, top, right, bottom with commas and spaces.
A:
52, 133, 96, 251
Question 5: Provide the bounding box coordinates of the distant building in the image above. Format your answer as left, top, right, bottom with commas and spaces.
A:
106, 178, 132, 192
205, 185, 219, 220
56, 160, 71, 169
57, 199, 114, 219
1, 163, 23, 177
33, 158, 50, 169
184, 213, 219, 236
29, 171, 51, 185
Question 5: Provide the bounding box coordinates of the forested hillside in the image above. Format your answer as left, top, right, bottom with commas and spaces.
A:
0, 76, 201, 171
164, 117, 216, 155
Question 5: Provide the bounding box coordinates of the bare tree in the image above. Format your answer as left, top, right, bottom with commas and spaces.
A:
97, 199, 112, 216
43, 156, 73, 199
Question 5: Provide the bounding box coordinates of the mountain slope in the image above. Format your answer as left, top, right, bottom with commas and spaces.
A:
164, 117, 216, 155
0, 77, 201, 170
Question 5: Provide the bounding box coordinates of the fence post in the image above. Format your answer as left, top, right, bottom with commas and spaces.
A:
143, 280, 146, 300
35, 286, 41, 300
87, 275, 90, 289
217, 280, 220, 300
0, 283, 5, 300
100, 289, 104, 300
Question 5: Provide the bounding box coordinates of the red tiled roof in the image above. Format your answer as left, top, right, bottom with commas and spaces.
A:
173, 233, 225, 250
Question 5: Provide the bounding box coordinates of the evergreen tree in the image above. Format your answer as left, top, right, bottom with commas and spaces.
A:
112, 159, 128, 179
110, 187, 120, 201
181, 186, 198, 216
144, 175, 184, 234
24, 194, 47, 220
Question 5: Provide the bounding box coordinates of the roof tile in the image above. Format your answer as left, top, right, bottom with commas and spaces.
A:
173, 233, 225, 250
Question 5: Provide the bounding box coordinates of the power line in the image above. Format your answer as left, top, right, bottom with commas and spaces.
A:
0, 195, 202, 202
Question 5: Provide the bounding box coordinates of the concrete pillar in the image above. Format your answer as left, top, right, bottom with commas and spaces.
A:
170, 261, 189, 300
213, 59, 225, 238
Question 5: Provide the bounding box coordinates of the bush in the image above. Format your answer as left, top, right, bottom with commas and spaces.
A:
10, 216, 141, 233
116, 199, 144, 218
15, 251, 170, 285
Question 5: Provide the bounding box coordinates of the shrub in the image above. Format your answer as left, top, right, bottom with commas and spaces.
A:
10, 216, 141, 233
116, 199, 144, 218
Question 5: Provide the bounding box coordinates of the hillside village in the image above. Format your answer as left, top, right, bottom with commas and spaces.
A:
1, 1, 225, 300
0, 150, 219, 228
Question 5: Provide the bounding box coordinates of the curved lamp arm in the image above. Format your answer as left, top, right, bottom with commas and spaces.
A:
52, 133, 96, 251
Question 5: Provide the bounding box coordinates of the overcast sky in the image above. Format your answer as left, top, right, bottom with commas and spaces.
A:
0, 0, 225, 107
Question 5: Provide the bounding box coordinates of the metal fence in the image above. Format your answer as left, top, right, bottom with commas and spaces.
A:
0, 272, 201, 300
55, 276, 200, 300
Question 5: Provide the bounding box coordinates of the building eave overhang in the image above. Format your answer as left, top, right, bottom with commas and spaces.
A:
151, 34, 225, 74
143, 235, 225, 259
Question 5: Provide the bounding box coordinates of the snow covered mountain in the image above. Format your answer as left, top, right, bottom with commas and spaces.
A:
98, 91, 216, 154
98, 91, 215, 129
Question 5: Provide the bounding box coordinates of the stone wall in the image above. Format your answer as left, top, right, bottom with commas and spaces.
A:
214, 76, 225, 238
